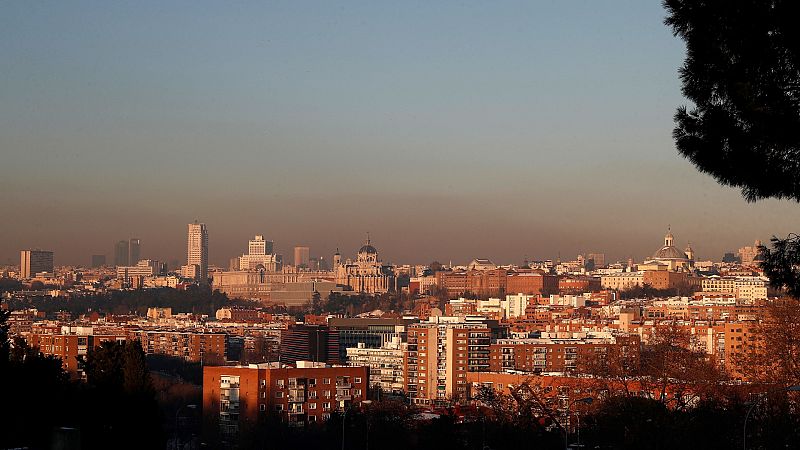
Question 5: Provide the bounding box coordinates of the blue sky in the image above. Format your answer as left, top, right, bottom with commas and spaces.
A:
2, 1, 799, 266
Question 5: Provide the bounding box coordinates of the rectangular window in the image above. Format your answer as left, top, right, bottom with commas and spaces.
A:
259, 404, 266, 411
354, 377, 362, 384
323, 378, 331, 385
276, 391, 284, 398
309, 403, 317, 410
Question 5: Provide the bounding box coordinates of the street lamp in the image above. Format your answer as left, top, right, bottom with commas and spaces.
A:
565, 397, 593, 450
743, 385, 800, 450
175, 404, 197, 450
341, 407, 349, 450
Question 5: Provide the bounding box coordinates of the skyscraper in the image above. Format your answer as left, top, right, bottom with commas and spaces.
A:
91, 254, 106, 268
184, 221, 208, 283
129, 238, 141, 265
114, 240, 129, 267
294, 246, 310, 268
20, 249, 54, 279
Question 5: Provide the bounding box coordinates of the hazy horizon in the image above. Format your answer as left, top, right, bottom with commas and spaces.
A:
4, 1, 800, 268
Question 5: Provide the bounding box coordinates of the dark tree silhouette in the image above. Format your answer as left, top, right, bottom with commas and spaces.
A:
664, 0, 800, 293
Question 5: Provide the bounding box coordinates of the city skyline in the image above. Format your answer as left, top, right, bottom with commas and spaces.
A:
2, 221, 775, 268
4, 2, 800, 266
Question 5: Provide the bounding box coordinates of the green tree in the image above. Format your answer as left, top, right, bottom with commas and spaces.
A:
664, 0, 800, 293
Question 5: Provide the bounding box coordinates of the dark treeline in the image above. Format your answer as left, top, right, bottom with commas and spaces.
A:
0, 310, 165, 449
213, 394, 800, 450
5, 285, 256, 316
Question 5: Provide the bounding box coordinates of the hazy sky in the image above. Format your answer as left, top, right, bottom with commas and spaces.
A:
3, 1, 800, 267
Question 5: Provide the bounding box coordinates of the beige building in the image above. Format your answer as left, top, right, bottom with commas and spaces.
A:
334, 239, 394, 294
346, 339, 405, 394
738, 240, 763, 265
600, 271, 645, 290
702, 275, 768, 302
238, 235, 281, 271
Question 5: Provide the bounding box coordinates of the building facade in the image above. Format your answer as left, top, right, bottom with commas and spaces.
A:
20, 249, 54, 279
183, 221, 209, 282
334, 239, 394, 294
202, 363, 369, 442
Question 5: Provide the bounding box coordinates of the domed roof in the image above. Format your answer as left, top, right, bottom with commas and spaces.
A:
359, 244, 378, 254
653, 245, 687, 260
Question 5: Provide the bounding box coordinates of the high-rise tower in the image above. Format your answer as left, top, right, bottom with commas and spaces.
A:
129, 238, 141, 264
114, 240, 129, 267
185, 221, 208, 283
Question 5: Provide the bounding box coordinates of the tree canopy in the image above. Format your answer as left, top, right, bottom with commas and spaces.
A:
665, 0, 800, 202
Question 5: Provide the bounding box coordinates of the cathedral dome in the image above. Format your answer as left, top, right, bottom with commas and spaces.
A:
359, 244, 378, 255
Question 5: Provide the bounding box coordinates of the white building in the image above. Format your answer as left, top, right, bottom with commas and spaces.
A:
346, 338, 405, 394
182, 221, 208, 282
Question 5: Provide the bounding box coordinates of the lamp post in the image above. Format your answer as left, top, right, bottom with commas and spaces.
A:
362, 400, 373, 450
564, 397, 593, 450
742, 385, 800, 450
175, 404, 197, 450
341, 407, 349, 450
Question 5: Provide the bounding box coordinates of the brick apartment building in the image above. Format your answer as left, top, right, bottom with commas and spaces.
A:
405, 317, 505, 404
203, 363, 368, 442
27, 329, 127, 376
489, 332, 640, 373
131, 330, 227, 362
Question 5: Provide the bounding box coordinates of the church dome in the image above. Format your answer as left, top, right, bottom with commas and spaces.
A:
653, 246, 687, 260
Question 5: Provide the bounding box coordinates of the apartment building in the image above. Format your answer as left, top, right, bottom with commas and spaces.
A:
203, 363, 368, 441
405, 316, 502, 404
346, 339, 405, 394
131, 330, 226, 362
488, 332, 640, 374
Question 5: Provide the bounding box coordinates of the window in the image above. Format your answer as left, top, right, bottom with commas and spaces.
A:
309, 415, 317, 423
261, 392, 266, 399
275, 405, 284, 412
309, 378, 317, 387
309, 403, 317, 410
259, 404, 266, 411
354, 389, 362, 396
277, 379, 285, 388
323, 378, 331, 385
260, 379, 266, 387
354, 377, 362, 384
323, 402, 331, 411
324, 390, 331, 398
276, 391, 284, 398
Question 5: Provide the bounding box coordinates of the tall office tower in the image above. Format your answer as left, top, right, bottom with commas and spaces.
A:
294, 246, 310, 268
20, 250, 54, 279
186, 221, 209, 283
129, 238, 141, 265
91, 254, 106, 268
114, 240, 129, 267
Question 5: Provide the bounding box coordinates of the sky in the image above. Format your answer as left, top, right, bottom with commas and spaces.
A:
2, 1, 800, 267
